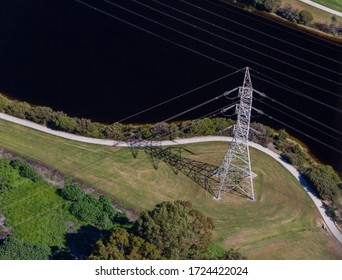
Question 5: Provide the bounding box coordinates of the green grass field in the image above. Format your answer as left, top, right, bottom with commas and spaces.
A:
0, 118, 342, 259
311, 0, 342, 13
0, 175, 79, 247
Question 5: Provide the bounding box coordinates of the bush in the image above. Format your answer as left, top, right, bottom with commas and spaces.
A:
9, 159, 41, 182
314, 22, 334, 34
99, 195, 117, 218
257, 0, 282, 12
4, 101, 31, 119
299, 10, 313, 25
69, 194, 101, 223
304, 165, 341, 201
0, 237, 51, 260
276, 3, 300, 23
60, 184, 85, 201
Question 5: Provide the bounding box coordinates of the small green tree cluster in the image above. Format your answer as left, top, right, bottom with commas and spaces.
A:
60, 183, 127, 230
89, 201, 245, 260
134, 201, 214, 259
0, 237, 51, 260
89, 228, 162, 260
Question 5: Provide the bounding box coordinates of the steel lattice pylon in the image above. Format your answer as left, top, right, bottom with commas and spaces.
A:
215, 67, 255, 200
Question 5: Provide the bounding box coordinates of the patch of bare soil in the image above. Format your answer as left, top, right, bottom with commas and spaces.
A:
0, 211, 11, 239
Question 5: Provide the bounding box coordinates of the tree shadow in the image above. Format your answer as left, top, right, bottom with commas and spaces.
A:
51, 225, 109, 260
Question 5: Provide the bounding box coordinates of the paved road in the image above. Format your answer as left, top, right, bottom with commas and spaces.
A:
300, 0, 342, 17
1, 112, 342, 244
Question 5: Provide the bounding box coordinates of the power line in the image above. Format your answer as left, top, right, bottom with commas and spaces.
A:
102, 0, 342, 96
75, 0, 342, 115
254, 89, 342, 136
151, 0, 341, 77
250, 68, 342, 113
255, 97, 342, 144
187, 0, 341, 64
74, 0, 239, 70
254, 108, 342, 155
116, 69, 244, 123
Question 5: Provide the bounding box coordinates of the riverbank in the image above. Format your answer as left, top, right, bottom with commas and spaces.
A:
222, 0, 342, 44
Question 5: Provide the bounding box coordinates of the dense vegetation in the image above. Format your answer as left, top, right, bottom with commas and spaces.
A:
89, 201, 245, 260
0, 157, 129, 259
0, 94, 234, 141
237, 0, 342, 36
60, 183, 130, 230
0, 157, 244, 260
0, 237, 51, 260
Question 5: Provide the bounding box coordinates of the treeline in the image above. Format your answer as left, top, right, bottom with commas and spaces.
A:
237, 0, 342, 37
0, 94, 234, 140
89, 200, 246, 260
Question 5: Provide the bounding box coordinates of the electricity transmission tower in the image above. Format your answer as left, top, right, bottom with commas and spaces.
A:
215, 67, 255, 200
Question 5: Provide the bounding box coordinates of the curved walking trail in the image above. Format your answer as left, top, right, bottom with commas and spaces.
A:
1, 112, 342, 244
300, 0, 342, 17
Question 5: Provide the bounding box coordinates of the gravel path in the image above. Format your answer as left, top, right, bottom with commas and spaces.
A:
1, 112, 341, 243
299, 0, 342, 17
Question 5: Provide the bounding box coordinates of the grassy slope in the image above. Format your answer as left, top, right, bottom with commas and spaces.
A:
0, 118, 341, 259
311, 0, 342, 13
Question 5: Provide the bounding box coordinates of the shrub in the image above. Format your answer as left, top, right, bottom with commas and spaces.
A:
99, 195, 117, 218
60, 184, 85, 201
276, 3, 300, 23
0, 237, 50, 260
9, 159, 41, 182
304, 165, 341, 201
299, 10, 313, 25
69, 194, 101, 223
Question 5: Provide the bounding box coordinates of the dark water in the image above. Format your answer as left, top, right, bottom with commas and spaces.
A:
0, 0, 341, 173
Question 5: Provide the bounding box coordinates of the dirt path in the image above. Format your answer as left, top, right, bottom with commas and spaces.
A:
1, 112, 342, 243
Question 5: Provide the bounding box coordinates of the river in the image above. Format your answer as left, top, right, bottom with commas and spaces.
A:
0, 0, 341, 173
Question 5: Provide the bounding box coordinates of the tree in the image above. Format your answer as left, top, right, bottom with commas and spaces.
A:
89, 228, 162, 260
299, 10, 313, 25
134, 201, 214, 259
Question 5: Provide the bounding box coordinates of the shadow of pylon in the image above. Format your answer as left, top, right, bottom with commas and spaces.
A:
144, 145, 220, 197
